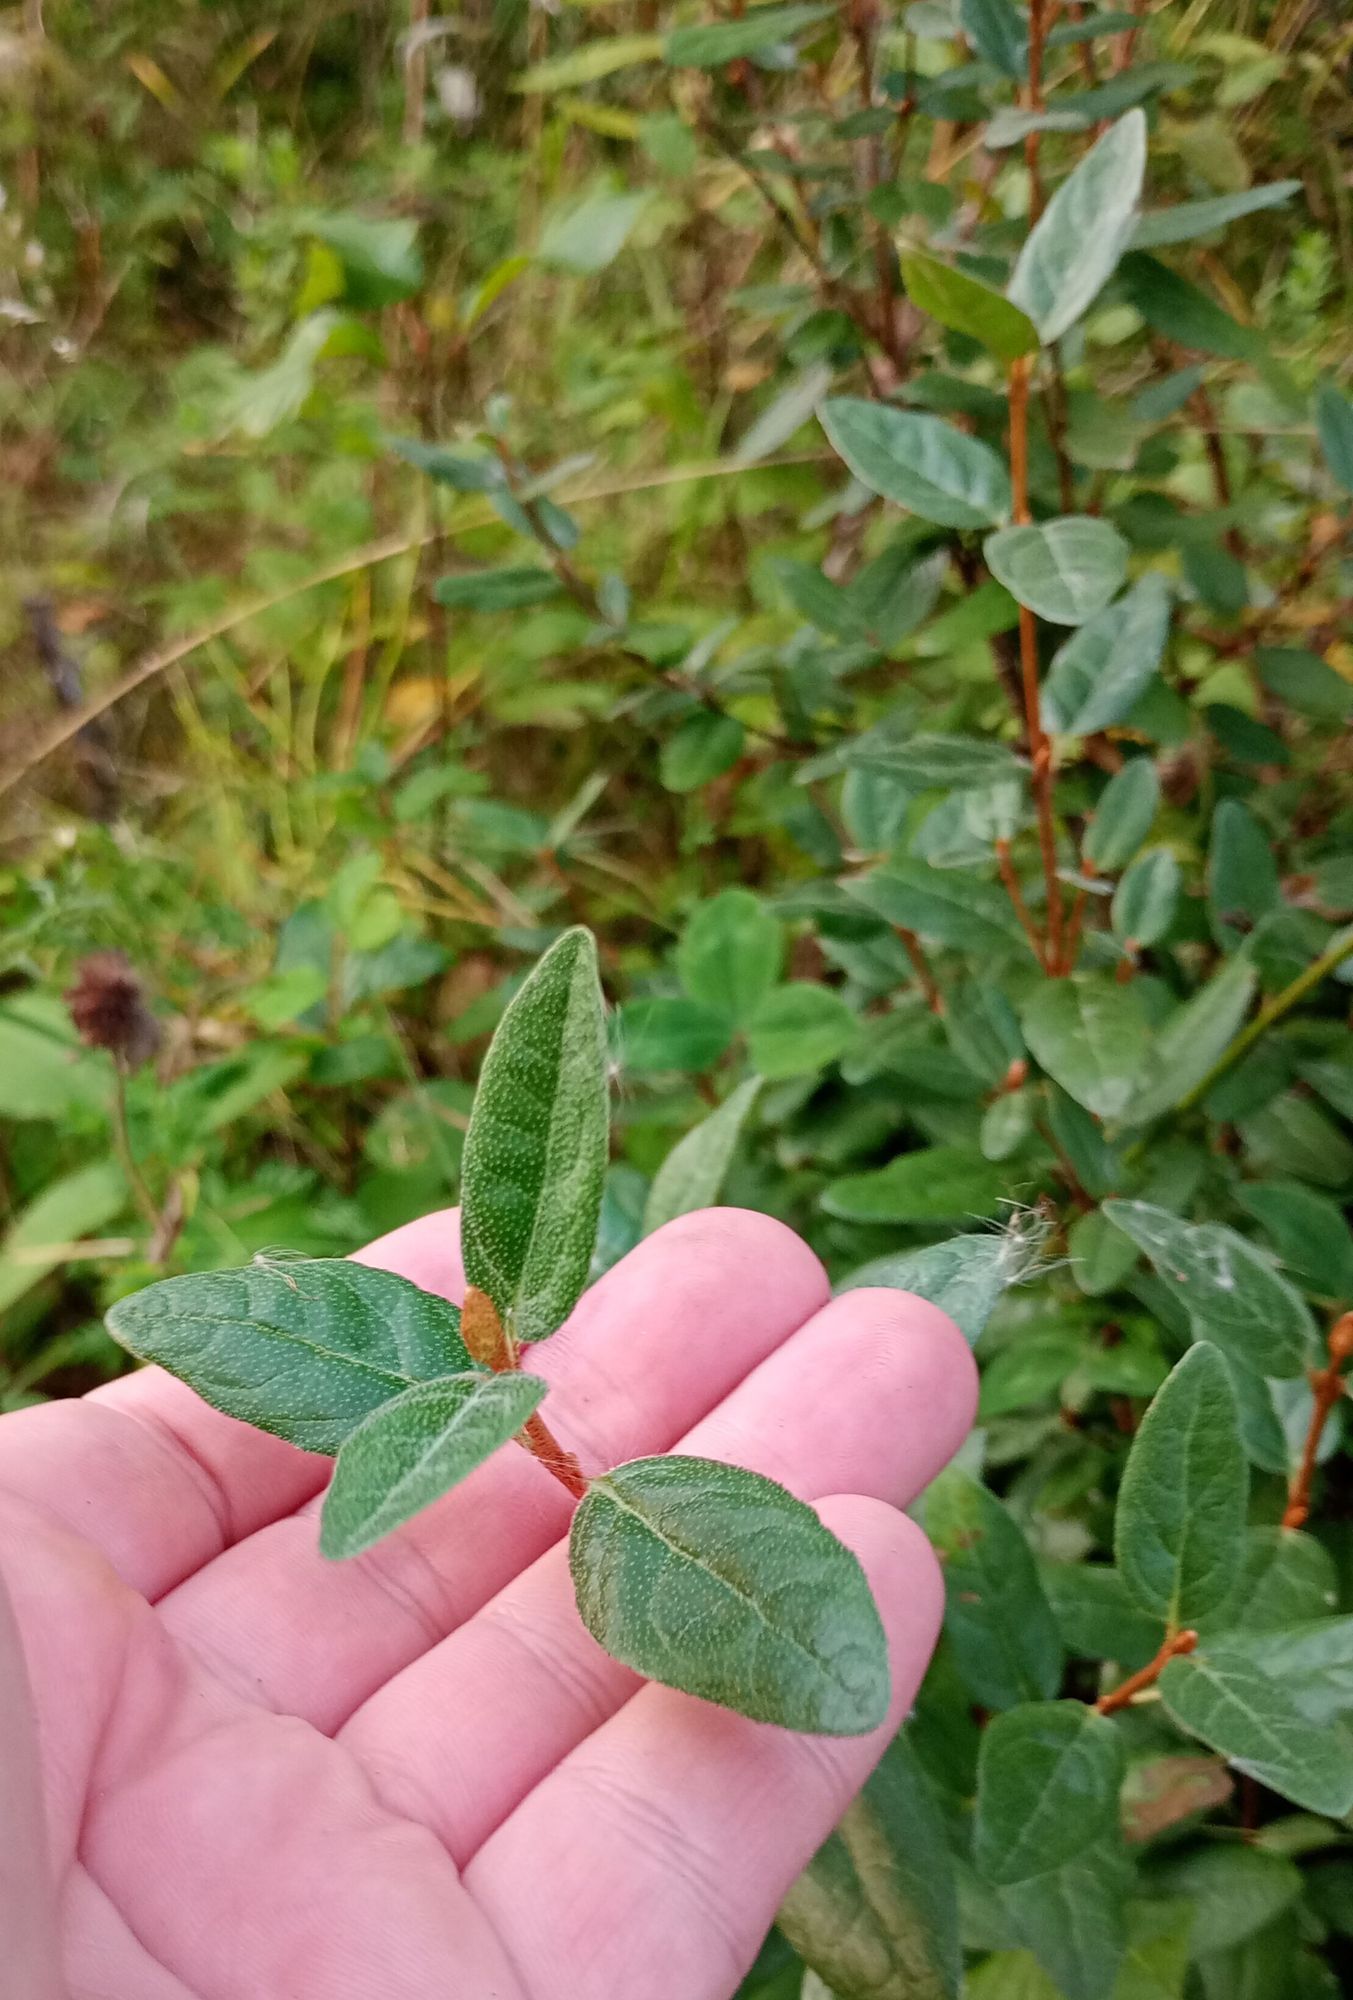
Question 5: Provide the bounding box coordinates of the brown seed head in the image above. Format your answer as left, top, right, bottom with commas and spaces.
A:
65, 952, 161, 1069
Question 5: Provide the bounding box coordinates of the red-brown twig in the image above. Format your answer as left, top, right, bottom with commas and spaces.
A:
1024, 0, 1050, 221
897, 927, 944, 1011
1096, 1628, 1198, 1715
1282, 1311, 1353, 1530
996, 837, 1049, 968
463, 1287, 589, 1499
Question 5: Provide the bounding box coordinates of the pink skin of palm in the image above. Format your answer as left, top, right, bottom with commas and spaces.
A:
0, 1206, 976, 2000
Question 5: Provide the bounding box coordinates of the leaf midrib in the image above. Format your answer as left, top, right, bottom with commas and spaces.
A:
593, 1477, 853, 1692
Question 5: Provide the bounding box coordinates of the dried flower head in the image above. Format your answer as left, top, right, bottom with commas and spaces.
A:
65, 952, 161, 1069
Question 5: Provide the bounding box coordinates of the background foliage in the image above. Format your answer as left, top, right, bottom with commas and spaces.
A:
4, 0, 1353, 1992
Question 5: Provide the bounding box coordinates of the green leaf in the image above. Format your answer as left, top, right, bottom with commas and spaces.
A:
823, 1144, 1006, 1223
0, 1159, 126, 1318
1039, 1561, 1163, 1671
1069, 1206, 1141, 1296
848, 859, 1031, 953
615, 996, 733, 1072
1043, 574, 1172, 733
1113, 1343, 1247, 1630
1104, 1203, 1317, 1377
1130, 181, 1301, 250
1148, 1843, 1301, 1957
660, 709, 746, 791
390, 438, 502, 492
0, 994, 111, 1120
514, 32, 665, 91
665, 1, 834, 66
569, 1454, 890, 1734
779, 1735, 962, 2000
1225, 1617, 1353, 1727
1315, 380, 1353, 495
1235, 1180, 1353, 1301
677, 889, 783, 1024
900, 248, 1039, 361
434, 566, 562, 611
1124, 954, 1256, 1124
1205, 1526, 1338, 1635
1022, 975, 1154, 1121
819, 398, 1011, 529
1158, 1643, 1353, 1817
748, 984, 857, 1079
846, 733, 1028, 792
1007, 111, 1148, 343
106, 1259, 476, 1454
305, 212, 423, 307
997, 1847, 1130, 2000
643, 1079, 761, 1235
1084, 759, 1161, 872
736, 362, 837, 464
959, 0, 1026, 75
926, 1468, 1065, 1709
459, 928, 609, 1344
837, 1228, 1023, 1344
975, 1702, 1126, 1886
1112, 849, 1180, 948
226, 309, 342, 438
320, 1371, 548, 1558
984, 519, 1130, 626
1117, 253, 1267, 364
913, 782, 1028, 870
990, 1320, 1080, 1416
1208, 800, 1279, 951
537, 184, 648, 273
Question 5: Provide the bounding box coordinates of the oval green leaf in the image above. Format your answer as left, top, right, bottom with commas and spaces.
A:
1022, 974, 1155, 1122
660, 709, 746, 791
1043, 573, 1172, 733
1112, 848, 1180, 947
1083, 758, 1160, 872
847, 859, 1031, 954
984, 518, 1130, 626
819, 398, 1011, 529
780, 1736, 962, 2000
460, 927, 609, 1344
106, 1259, 477, 1454
747, 983, 857, 1080
900, 248, 1039, 362
569, 1454, 891, 1734
665, 1, 834, 66
974, 1701, 1126, 1886
643, 1078, 761, 1235
1105, 1201, 1317, 1377
823, 1144, 1006, 1223
1114, 1342, 1248, 1631
1158, 1643, 1353, 1818
1008, 110, 1147, 344
926, 1468, 1065, 1710
676, 888, 783, 1024
615, 995, 733, 1073
320, 1371, 548, 1558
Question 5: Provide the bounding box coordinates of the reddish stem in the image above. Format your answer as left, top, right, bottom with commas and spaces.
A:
1282, 1311, 1353, 1529
996, 837, 1048, 969
462, 1286, 589, 1500
897, 927, 944, 1012
1096, 1628, 1198, 1715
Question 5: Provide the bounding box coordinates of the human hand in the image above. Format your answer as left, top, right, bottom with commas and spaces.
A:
0, 1207, 975, 2000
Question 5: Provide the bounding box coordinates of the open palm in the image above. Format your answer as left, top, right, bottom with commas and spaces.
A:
0, 1207, 974, 2000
